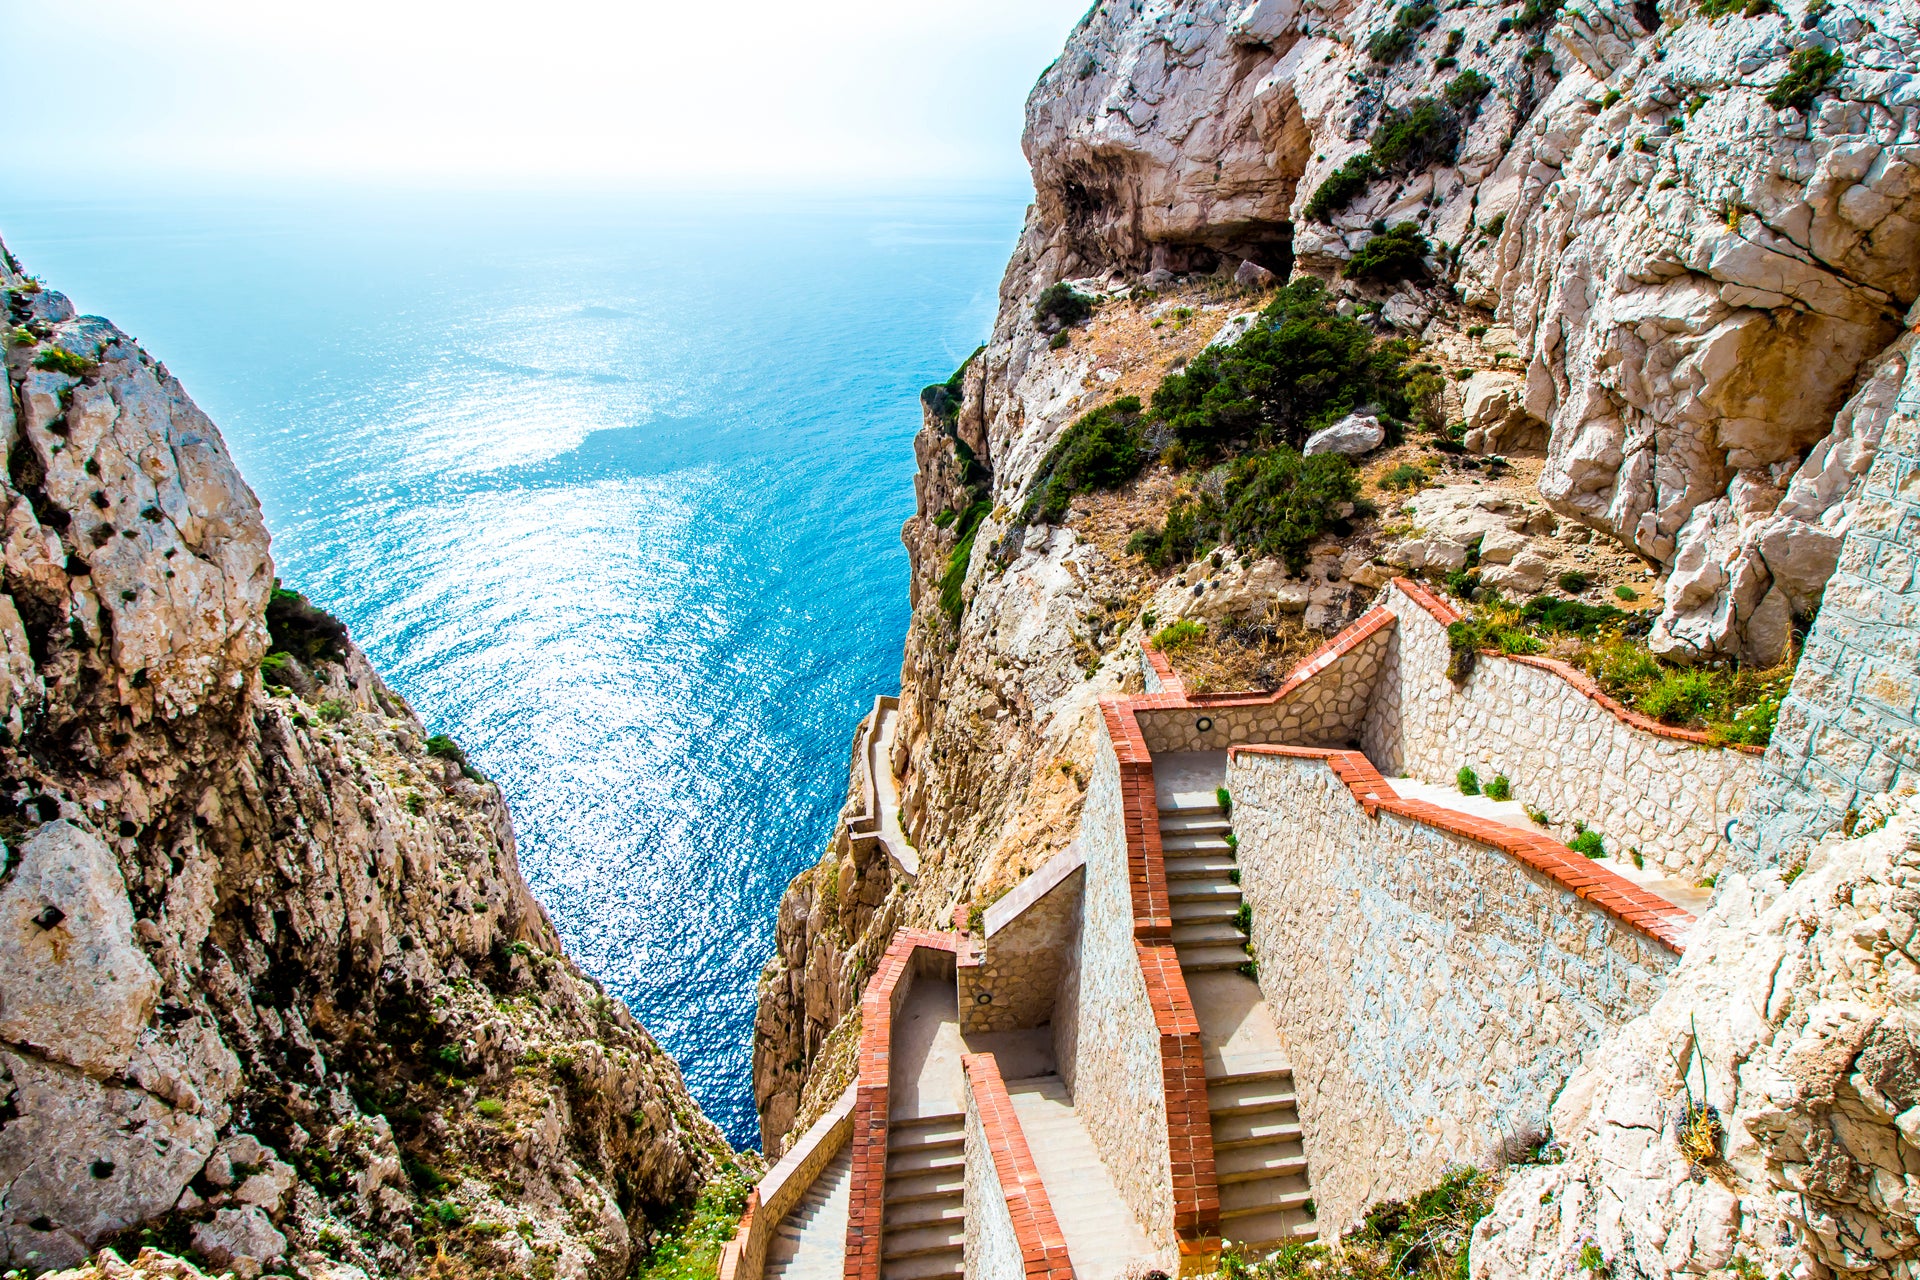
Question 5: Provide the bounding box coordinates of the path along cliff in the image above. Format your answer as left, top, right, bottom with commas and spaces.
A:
752, 0, 1920, 1275
0, 242, 731, 1280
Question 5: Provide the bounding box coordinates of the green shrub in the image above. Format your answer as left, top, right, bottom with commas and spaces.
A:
1024, 397, 1148, 523
265, 582, 348, 666
1368, 0, 1437, 61
1484, 773, 1512, 801
1303, 153, 1380, 222
938, 500, 991, 624
1614, 583, 1638, 601
1557, 570, 1591, 594
1217, 785, 1233, 814
260, 651, 292, 682
1378, 462, 1429, 492
1219, 448, 1362, 572
1128, 496, 1215, 568
1569, 828, 1606, 858
1515, 0, 1564, 28
426, 1200, 466, 1226
1050, 331, 1070, 350
1344, 223, 1431, 283
919, 346, 982, 426
1152, 618, 1208, 653
1767, 47, 1842, 111
1033, 282, 1094, 330
1457, 765, 1480, 795
316, 699, 349, 723
475, 1098, 506, 1119
1150, 278, 1416, 452
1445, 69, 1494, 107
32, 346, 96, 377
1370, 99, 1457, 173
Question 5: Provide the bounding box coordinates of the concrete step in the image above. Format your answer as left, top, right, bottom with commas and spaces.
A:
1220, 1178, 1311, 1218
1209, 1080, 1298, 1117
887, 1127, 964, 1155
882, 1225, 966, 1262
1211, 1110, 1303, 1150
1158, 811, 1230, 833
1172, 917, 1245, 942
1152, 832, 1228, 852
1167, 880, 1241, 904
1171, 898, 1241, 923
884, 1198, 964, 1230
1165, 855, 1237, 880
1175, 945, 1251, 972
886, 1145, 964, 1177
880, 1254, 964, 1280
884, 1169, 965, 1205
887, 1115, 965, 1147
1215, 1142, 1308, 1184
1224, 1206, 1318, 1249
1157, 802, 1226, 819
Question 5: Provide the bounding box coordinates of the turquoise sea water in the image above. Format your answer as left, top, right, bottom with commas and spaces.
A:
0, 186, 1023, 1146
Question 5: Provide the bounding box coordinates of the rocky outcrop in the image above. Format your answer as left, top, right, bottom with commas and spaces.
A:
1470, 792, 1920, 1280
0, 244, 726, 1279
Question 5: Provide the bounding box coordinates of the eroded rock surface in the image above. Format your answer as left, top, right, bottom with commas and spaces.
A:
0, 244, 727, 1278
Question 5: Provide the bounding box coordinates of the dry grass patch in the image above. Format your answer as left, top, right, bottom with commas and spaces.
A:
1155, 606, 1324, 694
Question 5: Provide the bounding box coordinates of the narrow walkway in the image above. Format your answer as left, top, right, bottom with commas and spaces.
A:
1004, 1074, 1155, 1280
1393, 777, 1713, 915
1157, 750, 1316, 1248
891, 979, 964, 1119
872, 702, 917, 876
765, 1148, 852, 1280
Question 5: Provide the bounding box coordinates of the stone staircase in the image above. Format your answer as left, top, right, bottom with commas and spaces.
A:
765, 1147, 853, 1280
1160, 784, 1318, 1250
1004, 1074, 1155, 1280
880, 1113, 966, 1280
1162, 802, 1250, 972
1209, 1069, 1316, 1249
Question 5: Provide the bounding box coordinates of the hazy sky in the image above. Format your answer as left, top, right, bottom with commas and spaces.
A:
1, 0, 1093, 189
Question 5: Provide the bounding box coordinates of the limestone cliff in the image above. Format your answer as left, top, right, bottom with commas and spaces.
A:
0, 243, 727, 1280
753, 7, 1920, 1272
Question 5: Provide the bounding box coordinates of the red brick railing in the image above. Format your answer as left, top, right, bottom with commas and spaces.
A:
1096, 697, 1219, 1255
1228, 744, 1696, 951
844, 929, 963, 1280
1390, 577, 1765, 756
962, 1053, 1076, 1280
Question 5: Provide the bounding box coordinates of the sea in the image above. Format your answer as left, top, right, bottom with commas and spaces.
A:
0, 184, 1026, 1147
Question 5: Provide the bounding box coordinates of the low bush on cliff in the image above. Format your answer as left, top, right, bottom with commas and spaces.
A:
633, 1162, 756, 1280
938, 499, 992, 624
1366, 0, 1437, 62
920, 345, 983, 426
1220, 1164, 1497, 1280
1303, 98, 1461, 222
1444, 592, 1793, 745
1345, 223, 1432, 283
1151, 278, 1419, 454
1023, 397, 1149, 522
266, 580, 349, 665
1768, 46, 1843, 112
1128, 447, 1360, 574
1033, 281, 1094, 330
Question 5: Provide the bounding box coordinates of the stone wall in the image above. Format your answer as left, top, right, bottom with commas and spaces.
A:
1054, 739, 1176, 1246
1132, 614, 1393, 753
1227, 748, 1683, 1232
1364, 581, 1760, 879
961, 1054, 1074, 1280
958, 846, 1084, 1035
1735, 396, 1920, 871
964, 1081, 1026, 1280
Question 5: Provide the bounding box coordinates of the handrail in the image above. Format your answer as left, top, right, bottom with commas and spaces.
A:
719, 1084, 859, 1280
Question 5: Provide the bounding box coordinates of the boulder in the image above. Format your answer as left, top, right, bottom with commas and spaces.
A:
1205, 311, 1262, 352
1458, 371, 1545, 453
1233, 259, 1278, 289
190, 1208, 286, 1280
1382, 293, 1434, 332
0, 821, 161, 1077
1303, 413, 1385, 457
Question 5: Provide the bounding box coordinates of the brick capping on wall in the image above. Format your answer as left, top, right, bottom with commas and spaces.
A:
720, 1084, 859, 1280
1139, 606, 1397, 713
1389, 577, 1765, 756
1096, 697, 1221, 1249
844, 929, 963, 1280
1228, 745, 1696, 952
962, 1053, 1078, 1280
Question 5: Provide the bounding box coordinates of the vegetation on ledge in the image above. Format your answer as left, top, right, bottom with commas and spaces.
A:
633, 1162, 756, 1280
1443, 592, 1792, 746
1219, 1164, 1498, 1280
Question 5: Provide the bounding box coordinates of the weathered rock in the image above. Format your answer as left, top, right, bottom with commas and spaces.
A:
1303, 413, 1385, 457
0, 243, 729, 1277
190, 1206, 286, 1278
0, 821, 160, 1077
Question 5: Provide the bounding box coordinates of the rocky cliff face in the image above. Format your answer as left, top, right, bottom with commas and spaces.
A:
753, 10, 1920, 1280
0, 244, 727, 1280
